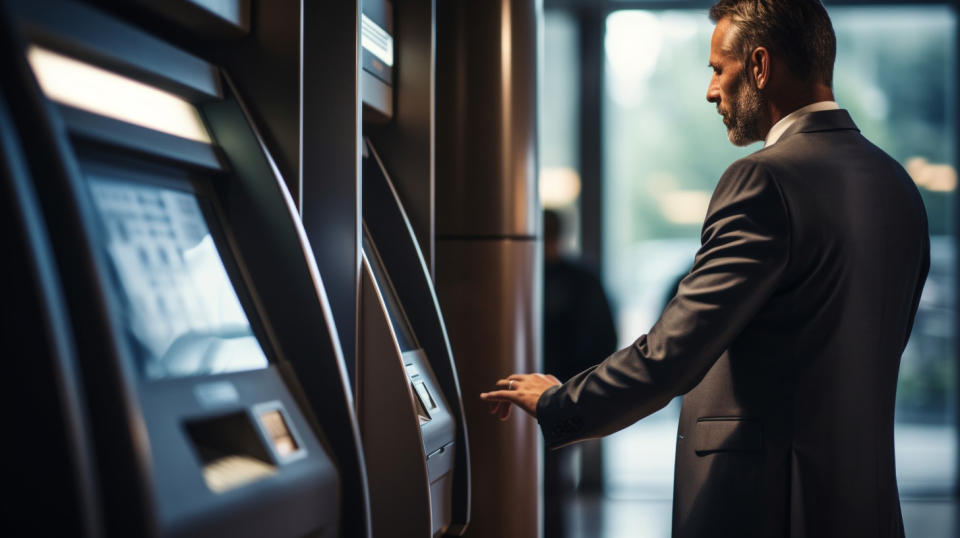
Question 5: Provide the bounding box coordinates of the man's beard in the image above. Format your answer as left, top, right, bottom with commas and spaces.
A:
720, 69, 769, 146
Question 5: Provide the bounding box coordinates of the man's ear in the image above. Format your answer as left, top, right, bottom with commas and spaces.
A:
751, 46, 770, 90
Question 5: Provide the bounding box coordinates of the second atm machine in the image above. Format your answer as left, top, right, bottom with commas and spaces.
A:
4, 0, 369, 536
356, 1, 471, 537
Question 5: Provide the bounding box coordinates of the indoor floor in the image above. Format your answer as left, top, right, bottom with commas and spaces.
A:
562, 496, 959, 538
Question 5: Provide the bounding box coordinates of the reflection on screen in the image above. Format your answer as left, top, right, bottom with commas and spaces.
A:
88, 176, 269, 380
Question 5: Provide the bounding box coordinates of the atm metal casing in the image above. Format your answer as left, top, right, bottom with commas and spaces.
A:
5, 0, 364, 535
357, 139, 470, 537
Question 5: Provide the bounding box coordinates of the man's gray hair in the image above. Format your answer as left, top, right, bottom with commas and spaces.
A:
709, 0, 837, 87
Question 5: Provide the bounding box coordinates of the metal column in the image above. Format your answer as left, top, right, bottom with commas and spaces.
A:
435, 1, 542, 536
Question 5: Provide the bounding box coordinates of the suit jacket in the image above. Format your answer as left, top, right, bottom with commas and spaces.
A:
536, 110, 930, 538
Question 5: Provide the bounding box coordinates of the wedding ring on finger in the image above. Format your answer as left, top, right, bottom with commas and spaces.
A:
508, 380, 515, 390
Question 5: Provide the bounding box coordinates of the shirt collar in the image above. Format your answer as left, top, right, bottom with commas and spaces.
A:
764, 101, 840, 147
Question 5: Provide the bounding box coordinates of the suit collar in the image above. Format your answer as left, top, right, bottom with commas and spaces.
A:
776, 109, 859, 143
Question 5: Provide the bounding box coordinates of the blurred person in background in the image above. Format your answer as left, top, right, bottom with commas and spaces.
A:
483, 1, 929, 536
542, 209, 618, 537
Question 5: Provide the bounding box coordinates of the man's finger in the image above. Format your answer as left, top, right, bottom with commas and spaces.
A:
481, 394, 516, 420
480, 390, 521, 402
497, 402, 512, 421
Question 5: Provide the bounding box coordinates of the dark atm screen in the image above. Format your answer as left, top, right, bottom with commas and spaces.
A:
87, 175, 270, 380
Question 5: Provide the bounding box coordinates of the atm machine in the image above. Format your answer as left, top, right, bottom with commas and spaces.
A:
3, 0, 368, 535
355, 1, 471, 536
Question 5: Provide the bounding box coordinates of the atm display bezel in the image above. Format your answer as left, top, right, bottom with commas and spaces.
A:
72, 132, 280, 383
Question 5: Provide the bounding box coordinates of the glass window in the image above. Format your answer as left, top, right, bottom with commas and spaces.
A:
540, 10, 583, 254
602, 8, 751, 503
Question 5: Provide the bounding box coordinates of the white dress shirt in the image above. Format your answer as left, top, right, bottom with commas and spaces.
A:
764, 101, 840, 147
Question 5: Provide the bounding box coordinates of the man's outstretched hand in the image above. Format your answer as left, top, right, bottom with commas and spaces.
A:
480, 373, 562, 421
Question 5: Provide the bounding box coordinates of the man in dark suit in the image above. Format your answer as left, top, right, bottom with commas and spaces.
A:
481, 1, 930, 537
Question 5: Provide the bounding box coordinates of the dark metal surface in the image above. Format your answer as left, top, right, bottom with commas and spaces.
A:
0, 7, 100, 531
2, 5, 160, 534
203, 75, 372, 538
436, 0, 539, 237
301, 0, 363, 370
434, 238, 542, 538
357, 256, 434, 538
219, 0, 299, 201
126, 0, 251, 36
366, 0, 436, 272
363, 140, 472, 534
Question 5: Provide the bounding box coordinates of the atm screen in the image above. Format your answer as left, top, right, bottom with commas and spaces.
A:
87, 175, 270, 380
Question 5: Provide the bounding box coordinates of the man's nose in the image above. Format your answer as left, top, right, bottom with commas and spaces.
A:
706, 76, 720, 104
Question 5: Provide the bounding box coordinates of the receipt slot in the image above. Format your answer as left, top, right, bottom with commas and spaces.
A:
4, 0, 367, 535
357, 140, 470, 537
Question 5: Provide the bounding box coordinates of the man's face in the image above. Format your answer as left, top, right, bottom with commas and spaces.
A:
706, 18, 768, 146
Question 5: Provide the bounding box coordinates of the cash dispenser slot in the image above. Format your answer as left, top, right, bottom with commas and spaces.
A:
185, 402, 305, 494
185, 411, 277, 493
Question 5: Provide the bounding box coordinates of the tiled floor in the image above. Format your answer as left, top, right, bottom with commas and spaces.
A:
560, 495, 958, 538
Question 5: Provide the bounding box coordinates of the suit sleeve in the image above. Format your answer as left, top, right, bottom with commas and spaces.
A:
537, 159, 791, 449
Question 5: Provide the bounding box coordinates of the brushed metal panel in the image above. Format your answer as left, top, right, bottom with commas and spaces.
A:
435, 238, 542, 538
366, 0, 436, 272
435, 0, 539, 237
